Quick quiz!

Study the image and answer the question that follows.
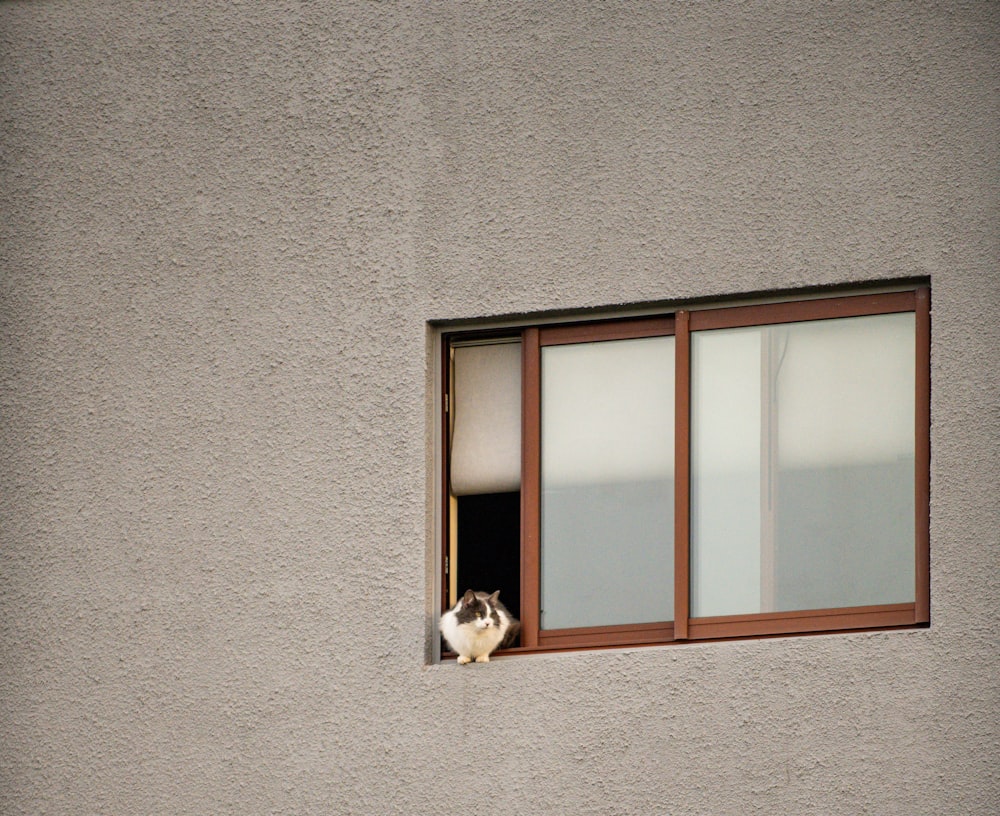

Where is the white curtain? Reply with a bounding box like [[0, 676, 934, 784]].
[[450, 342, 522, 496]]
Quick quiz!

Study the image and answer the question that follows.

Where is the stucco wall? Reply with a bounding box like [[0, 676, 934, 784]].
[[2, 2, 998, 814]]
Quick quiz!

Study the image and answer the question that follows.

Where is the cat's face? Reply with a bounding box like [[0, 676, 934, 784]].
[[455, 590, 501, 631]]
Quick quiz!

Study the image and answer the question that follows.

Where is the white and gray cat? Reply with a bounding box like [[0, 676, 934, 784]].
[[440, 589, 520, 664]]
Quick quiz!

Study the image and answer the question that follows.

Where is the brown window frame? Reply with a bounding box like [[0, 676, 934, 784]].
[[441, 287, 930, 656]]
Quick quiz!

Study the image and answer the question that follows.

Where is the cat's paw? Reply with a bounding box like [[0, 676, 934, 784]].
[[456, 655, 472, 665], [475, 654, 490, 663]]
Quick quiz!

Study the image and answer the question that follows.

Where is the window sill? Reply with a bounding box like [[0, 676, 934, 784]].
[[440, 605, 928, 660]]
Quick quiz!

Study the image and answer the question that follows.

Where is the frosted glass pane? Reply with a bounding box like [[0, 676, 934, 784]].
[[690, 329, 762, 617], [540, 336, 674, 630], [451, 342, 521, 495], [691, 313, 915, 618]]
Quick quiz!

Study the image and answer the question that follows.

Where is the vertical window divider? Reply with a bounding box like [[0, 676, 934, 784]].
[[915, 286, 931, 623], [674, 310, 691, 640], [521, 327, 541, 647]]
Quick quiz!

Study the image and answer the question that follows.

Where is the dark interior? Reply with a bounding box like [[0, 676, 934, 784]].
[[455, 491, 521, 632]]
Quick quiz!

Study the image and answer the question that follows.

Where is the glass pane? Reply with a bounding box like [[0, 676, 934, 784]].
[[540, 336, 674, 630], [691, 312, 916, 617], [689, 328, 763, 617]]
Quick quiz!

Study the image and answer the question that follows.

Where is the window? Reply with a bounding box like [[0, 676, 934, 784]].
[[440, 287, 930, 654]]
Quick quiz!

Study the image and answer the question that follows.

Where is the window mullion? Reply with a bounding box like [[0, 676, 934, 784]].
[[520, 327, 541, 647], [674, 310, 691, 640]]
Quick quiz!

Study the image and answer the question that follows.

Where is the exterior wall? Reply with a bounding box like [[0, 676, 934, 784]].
[[2, 2, 997, 814]]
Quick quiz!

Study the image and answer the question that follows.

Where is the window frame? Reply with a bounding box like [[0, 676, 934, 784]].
[[440, 287, 930, 656]]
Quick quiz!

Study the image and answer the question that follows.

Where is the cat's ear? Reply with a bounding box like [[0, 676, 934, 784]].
[[487, 590, 500, 604], [461, 589, 477, 607]]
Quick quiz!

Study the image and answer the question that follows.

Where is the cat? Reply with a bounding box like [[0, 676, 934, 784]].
[[440, 589, 520, 664]]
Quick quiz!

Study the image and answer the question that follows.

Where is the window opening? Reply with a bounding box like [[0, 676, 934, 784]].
[[446, 338, 522, 640]]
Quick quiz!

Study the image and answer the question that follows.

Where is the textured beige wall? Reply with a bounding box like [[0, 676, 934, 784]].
[[2, 2, 998, 814]]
